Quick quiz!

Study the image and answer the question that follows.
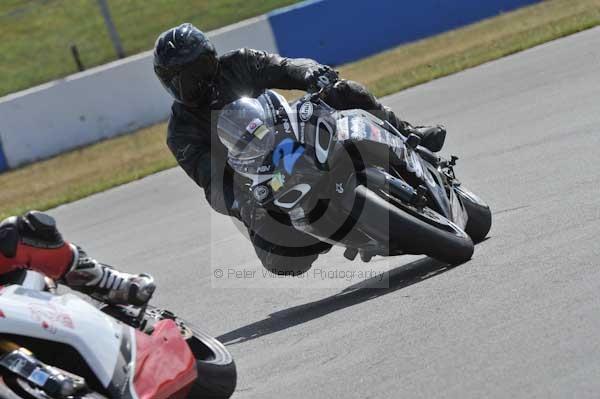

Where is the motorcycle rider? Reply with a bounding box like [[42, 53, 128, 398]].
[[0, 211, 155, 306], [153, 23, 447, 275]]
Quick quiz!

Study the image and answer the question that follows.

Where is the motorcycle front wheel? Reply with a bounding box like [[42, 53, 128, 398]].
[[454, 186, 492, 243], [342, 184, 474, 264], [141, 307, 237, 399], [102, 305, 237, 398]]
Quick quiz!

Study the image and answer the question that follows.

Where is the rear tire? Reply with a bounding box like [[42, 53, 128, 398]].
[[346, 185, 474, 264]]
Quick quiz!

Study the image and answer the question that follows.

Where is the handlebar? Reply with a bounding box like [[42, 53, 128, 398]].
[[306, 86, 327, 102]]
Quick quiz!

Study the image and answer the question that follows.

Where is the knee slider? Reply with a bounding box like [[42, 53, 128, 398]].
[[0, 217, 19, 257], [20, 211, 64, 248]]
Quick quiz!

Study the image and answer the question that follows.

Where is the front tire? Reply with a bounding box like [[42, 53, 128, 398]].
[[141, 307, 237, 399], [185, 328, 237, 399], [345, 185, 474, 264], [455, 186, 492, 243]]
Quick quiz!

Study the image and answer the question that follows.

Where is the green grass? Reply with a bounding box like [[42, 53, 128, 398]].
[[0, 0, 299, 97], [1, 0, 600, 220]]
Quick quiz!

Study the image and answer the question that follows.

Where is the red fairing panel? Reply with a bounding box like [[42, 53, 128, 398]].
[[133, 320, 198, 399]]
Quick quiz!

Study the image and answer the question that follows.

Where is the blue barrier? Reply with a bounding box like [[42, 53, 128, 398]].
[[0, 137, 7, 172], [268, 0, 541, 65]]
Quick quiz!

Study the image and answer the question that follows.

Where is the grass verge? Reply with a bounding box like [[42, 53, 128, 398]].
[[1, 0, 599, 219], [0, 0, 299, 97]]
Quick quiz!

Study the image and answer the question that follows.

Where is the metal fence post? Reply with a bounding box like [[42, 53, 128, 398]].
[[70, 44, 85, 71], [96, 0, 125, 59]]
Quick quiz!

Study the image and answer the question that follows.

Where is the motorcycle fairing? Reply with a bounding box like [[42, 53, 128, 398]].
[[226, 92, 470, 235], [334, 111, 403, 150], [271, 90, 300, 141], [0, 285, 136, 395], [133, 319, 197, 399], [332, 109, 469, 228]]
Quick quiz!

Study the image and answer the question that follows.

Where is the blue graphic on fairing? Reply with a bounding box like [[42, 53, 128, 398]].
[[272, 138, 305, 174]]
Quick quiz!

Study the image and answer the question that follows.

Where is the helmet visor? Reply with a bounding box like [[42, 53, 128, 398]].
[[217, 97, 275, 163]]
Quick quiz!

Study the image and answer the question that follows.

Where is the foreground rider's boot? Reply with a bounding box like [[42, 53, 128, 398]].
[[63, 247, 155, 306], [413, 125, 447, 152]]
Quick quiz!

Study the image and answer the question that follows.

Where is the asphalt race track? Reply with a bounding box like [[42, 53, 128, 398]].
[[52, 27, 600, 398]]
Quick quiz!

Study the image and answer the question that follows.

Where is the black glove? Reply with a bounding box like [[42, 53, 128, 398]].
[[412, 125, 447, 153], [230, 182, 255, 227], [305, 65, 339, 92]]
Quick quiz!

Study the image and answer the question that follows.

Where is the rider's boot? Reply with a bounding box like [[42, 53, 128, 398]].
[[413, 125, 447, 153], [63, 247, 155, 306], [1, 210, 154, 307]]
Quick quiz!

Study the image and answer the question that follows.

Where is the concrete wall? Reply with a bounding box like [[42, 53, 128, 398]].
[[267, 0, 541, 65], [0, 51, 170, 168], [0, 0, 541, 172], [0, 138, 7, 171]]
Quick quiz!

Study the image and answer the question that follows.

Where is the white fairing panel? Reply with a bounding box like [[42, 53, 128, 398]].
[[0, 285, 126, 387]]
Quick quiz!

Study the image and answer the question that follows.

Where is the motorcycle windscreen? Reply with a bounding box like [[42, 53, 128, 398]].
[[336, 115, 403, 148]]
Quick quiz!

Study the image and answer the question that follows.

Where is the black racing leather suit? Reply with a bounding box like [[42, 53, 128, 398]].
[[166, 48, 412, 274]]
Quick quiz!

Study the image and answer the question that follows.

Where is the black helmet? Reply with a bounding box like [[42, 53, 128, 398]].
[[153, 23, 219, 107]]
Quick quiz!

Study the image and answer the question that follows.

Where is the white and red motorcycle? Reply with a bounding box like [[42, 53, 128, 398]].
[[0, 270, 236, 399]]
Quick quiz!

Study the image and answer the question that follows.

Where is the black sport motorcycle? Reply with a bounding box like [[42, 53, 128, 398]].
[[217, 89, 492, 273]]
